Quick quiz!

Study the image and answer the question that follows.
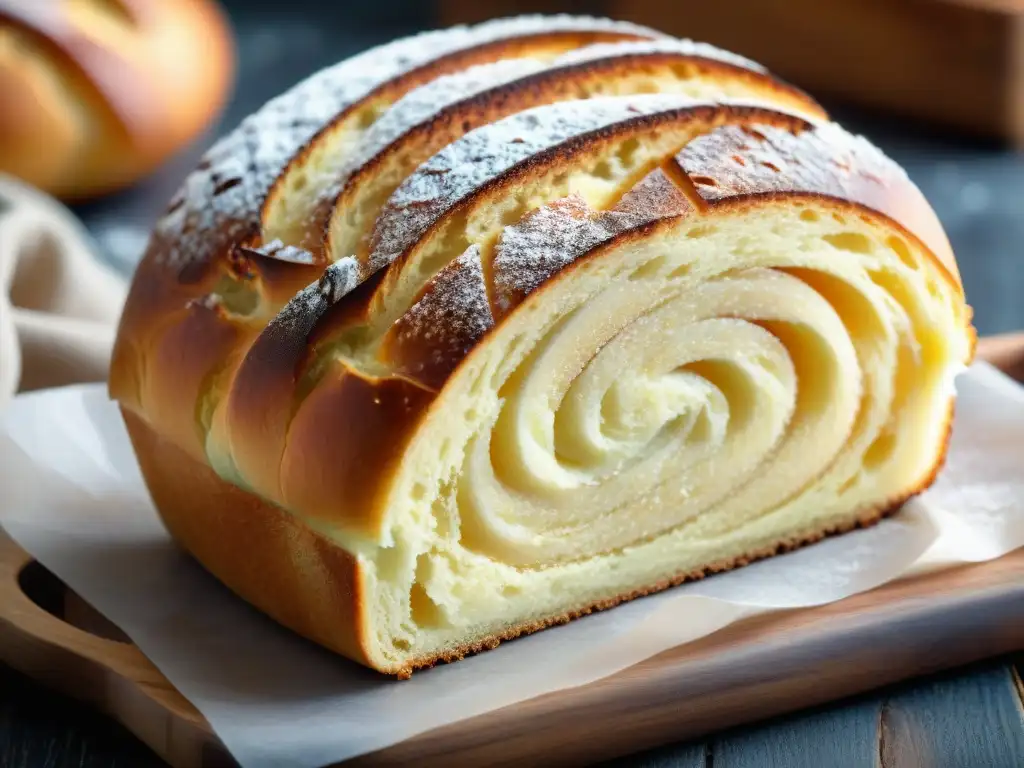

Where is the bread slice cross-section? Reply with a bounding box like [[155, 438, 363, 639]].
[[109, 18, 974, 677]]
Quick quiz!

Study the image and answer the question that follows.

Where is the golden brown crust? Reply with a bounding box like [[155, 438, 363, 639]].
[[279, 366, 434, 534], [265, 28, 659, 243], [326, 47, 826, 260], [380, 247, 496, 389], [220, 260, 368, 505], [370, 104, 814, 329], [121, 408, 376, 669], [232, 245, 328, 307], [142, 301, 249, 462], [675, 122, 963, 291], [0, 0, 234, 198]]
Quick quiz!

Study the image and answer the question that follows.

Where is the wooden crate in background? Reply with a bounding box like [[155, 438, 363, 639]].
[[438, 0, 1024, 146]]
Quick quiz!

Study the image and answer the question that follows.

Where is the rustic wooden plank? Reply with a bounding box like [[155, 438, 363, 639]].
[[617, 662, 1024, 768], [0, 663, 163, 768], [880, 664, 1024, 768], [708, 700, 880, 768]]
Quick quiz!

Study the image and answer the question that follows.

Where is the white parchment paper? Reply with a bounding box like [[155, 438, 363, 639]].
[[1, 362, 1023, 768]]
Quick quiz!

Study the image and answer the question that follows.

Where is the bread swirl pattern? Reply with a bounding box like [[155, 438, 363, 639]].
[[110, 17, 974, 676]]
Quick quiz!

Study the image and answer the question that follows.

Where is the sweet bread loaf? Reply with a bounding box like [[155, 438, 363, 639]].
[[0, 0, 234, 199], [109, 16, 975, 676]]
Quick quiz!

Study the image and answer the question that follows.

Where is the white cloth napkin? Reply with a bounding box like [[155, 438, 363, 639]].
[[0, 174, 126, 408], [0, 362, 1022, 768]]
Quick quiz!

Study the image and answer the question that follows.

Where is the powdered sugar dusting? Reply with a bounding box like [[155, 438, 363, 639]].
[[313, 58, 549, 246], [242, 239, 317, 265], [615, 166, 693, 217], [325, 37, 771, 260], [390, 245, 494, 388], [402, 246, 493, 341], [812, 121, 912, 184], [356, 59, 547, 176], [489, 117, 919, 316], [456, 13, 664, 45], [319, 258, 361, 303], [349, 32, 767, 196], [152, 14, 662, 272], [492, 192, 670, 314], [268, 257, 361, 341], [677, 119, 911, 206], [551, 37, 767, 73], [367, 93, 704, 273]]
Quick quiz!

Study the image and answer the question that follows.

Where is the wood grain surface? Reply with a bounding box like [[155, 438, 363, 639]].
[[878, 666, 1024, 768], [616, 661, 1024, 768], [3, 657, 1021, 768]]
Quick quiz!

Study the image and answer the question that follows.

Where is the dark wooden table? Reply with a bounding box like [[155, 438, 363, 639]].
[[3, 1, 1024, 766]]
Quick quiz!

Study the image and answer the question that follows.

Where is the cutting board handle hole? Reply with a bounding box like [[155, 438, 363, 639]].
[[18, 560, 131, 644]]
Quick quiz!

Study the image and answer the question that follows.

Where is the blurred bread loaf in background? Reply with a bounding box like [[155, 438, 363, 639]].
[[0, 0, 235, 200]]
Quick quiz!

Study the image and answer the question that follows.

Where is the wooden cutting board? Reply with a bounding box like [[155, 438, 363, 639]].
[[1, 334, 1023, 768]]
